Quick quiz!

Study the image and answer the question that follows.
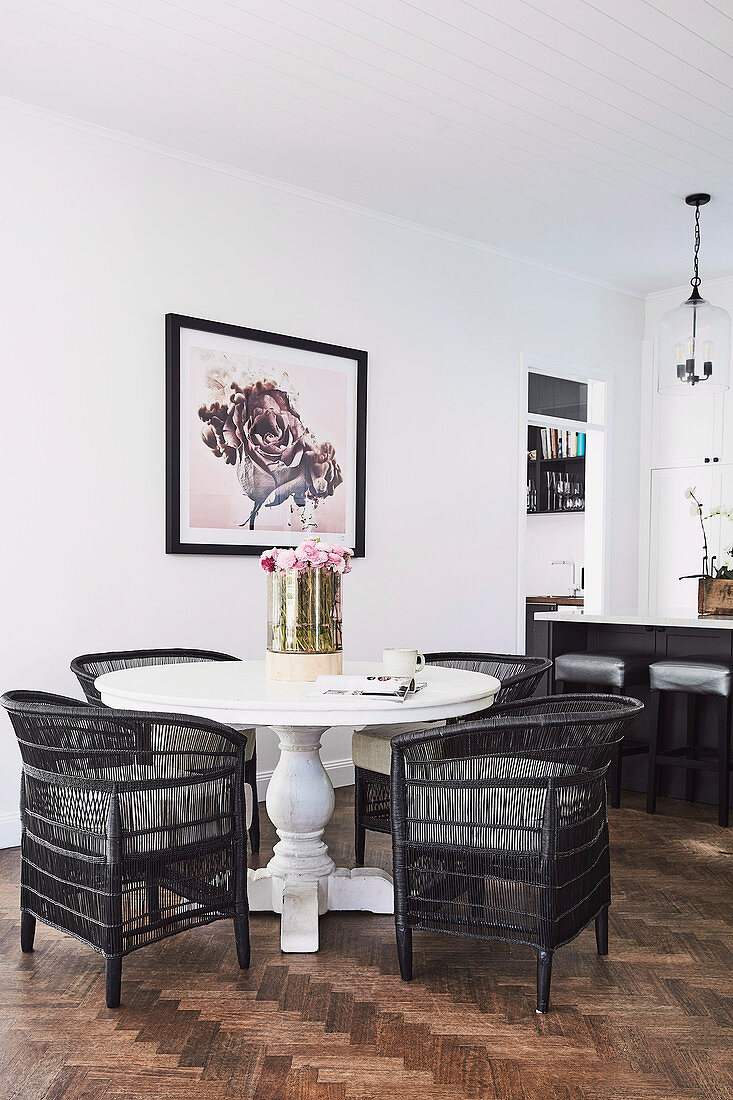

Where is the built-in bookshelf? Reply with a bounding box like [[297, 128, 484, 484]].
[[527, 425, 586, 514]]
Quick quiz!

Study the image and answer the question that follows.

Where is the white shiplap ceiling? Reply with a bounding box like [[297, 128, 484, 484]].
[[2, 0, 733, 294]]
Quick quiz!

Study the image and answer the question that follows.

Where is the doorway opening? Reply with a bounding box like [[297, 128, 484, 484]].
[[517, 357, 610, 650]]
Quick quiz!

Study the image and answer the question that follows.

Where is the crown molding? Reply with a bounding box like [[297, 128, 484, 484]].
[[0, 94, 643, 300], [646, 273, 733, 301]]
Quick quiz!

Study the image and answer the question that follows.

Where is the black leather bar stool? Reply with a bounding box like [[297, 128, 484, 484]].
[[647, 658, 733, 828], [555, 652, 652, 808]]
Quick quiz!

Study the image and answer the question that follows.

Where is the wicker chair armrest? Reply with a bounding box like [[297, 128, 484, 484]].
[[493, 657, 552, 694], [391, 695, 642, 762], [80, 705, 247, 747], [390, 724, 622, 766], [424, 652, 552, 707], [489, 693, 643, 720], [6, 691, 94, 711], [70, 650, 241, 705]]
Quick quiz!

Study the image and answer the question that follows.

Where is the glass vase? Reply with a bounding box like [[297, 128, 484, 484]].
[[267, 568, 343, 655]]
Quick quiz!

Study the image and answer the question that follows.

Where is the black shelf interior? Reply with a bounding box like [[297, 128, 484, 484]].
[[527, 425, 586, 515]]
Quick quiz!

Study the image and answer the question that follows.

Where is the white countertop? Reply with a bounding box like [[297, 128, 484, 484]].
[[533, 609, 733, 630], [96, 660, 501, 728]]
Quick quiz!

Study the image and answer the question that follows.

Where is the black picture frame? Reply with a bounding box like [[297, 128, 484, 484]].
[[166, 314, 367, 557]]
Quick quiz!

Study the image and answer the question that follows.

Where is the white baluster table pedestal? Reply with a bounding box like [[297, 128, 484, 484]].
[[247, 723, 394, 951]]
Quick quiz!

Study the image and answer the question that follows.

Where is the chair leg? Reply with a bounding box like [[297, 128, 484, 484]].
[[685, 695, 697, 803], [106, 957, 122, 1009], [234, 914, 250, 969], [536, 950, 553, 1014], [145, 877, 161, 925], [20, 911, 35, 953], [396, 926, 413, 981], [595, 905, 609, 956], [354, 767, 366, 867], [646, 690, 661, 815], [717, 697, 731, 828], [246, 749, 260, 855]]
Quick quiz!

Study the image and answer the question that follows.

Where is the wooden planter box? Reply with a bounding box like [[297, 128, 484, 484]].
[[698, 577, 733, 615]]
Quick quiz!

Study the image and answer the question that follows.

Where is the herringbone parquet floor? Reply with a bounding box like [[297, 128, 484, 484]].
[[1, 789, 732, 1100]]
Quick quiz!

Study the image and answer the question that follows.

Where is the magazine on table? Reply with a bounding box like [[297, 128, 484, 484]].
[[310, 674, 425, 701]]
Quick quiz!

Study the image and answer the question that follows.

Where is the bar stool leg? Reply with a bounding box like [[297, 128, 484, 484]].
[[608, 685, 623, 809], [685, 695, 697, 803], [646, 690, 660, 815], [609, 742, 623, 810], [718, 696, 731, 828]]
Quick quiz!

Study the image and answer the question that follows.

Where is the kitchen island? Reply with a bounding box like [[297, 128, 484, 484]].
[[532, 608, 733, 810]]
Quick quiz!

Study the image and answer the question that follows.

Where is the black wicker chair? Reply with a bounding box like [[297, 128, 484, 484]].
[[352, 652, 552, 864], [390, 693, 643, 1013], [2, 690, 251, 1009], [70, 649, 260, 855]]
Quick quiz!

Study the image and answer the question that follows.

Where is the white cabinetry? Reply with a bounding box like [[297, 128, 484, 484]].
[[651, 388, 720, 469], [645, 337, 733, 614]]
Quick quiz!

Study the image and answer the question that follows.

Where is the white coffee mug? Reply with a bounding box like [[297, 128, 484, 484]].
[[382, 648, 425, 677]]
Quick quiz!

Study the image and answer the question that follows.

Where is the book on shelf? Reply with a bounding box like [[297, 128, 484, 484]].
[[537, 428, 586, 460], [310, 674, 424, 701]]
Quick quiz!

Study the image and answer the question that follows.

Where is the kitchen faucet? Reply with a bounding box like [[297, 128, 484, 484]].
[[551, 559, 582, 597]]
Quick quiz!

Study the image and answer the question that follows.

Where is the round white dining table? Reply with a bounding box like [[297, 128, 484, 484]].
[[96, 660, 501, 953]]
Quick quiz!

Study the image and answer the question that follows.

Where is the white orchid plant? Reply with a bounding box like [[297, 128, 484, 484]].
[[683, 487, 733, 580]]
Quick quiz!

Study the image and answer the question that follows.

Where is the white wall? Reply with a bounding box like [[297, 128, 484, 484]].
[[0, 105, 645, 846], [525, 514, 584, 597]]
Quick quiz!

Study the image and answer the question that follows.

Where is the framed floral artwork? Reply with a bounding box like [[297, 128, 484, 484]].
[[166, 314, 367, 556]]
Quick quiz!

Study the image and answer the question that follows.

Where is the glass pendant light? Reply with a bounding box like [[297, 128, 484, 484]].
[[658, 194, 731, 395]]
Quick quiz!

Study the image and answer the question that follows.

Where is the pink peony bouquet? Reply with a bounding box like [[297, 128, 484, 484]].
[[260, 539, 352, 575]]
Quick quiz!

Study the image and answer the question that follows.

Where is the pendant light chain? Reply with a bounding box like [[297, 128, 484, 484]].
[[692, 201, 701, 291]]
